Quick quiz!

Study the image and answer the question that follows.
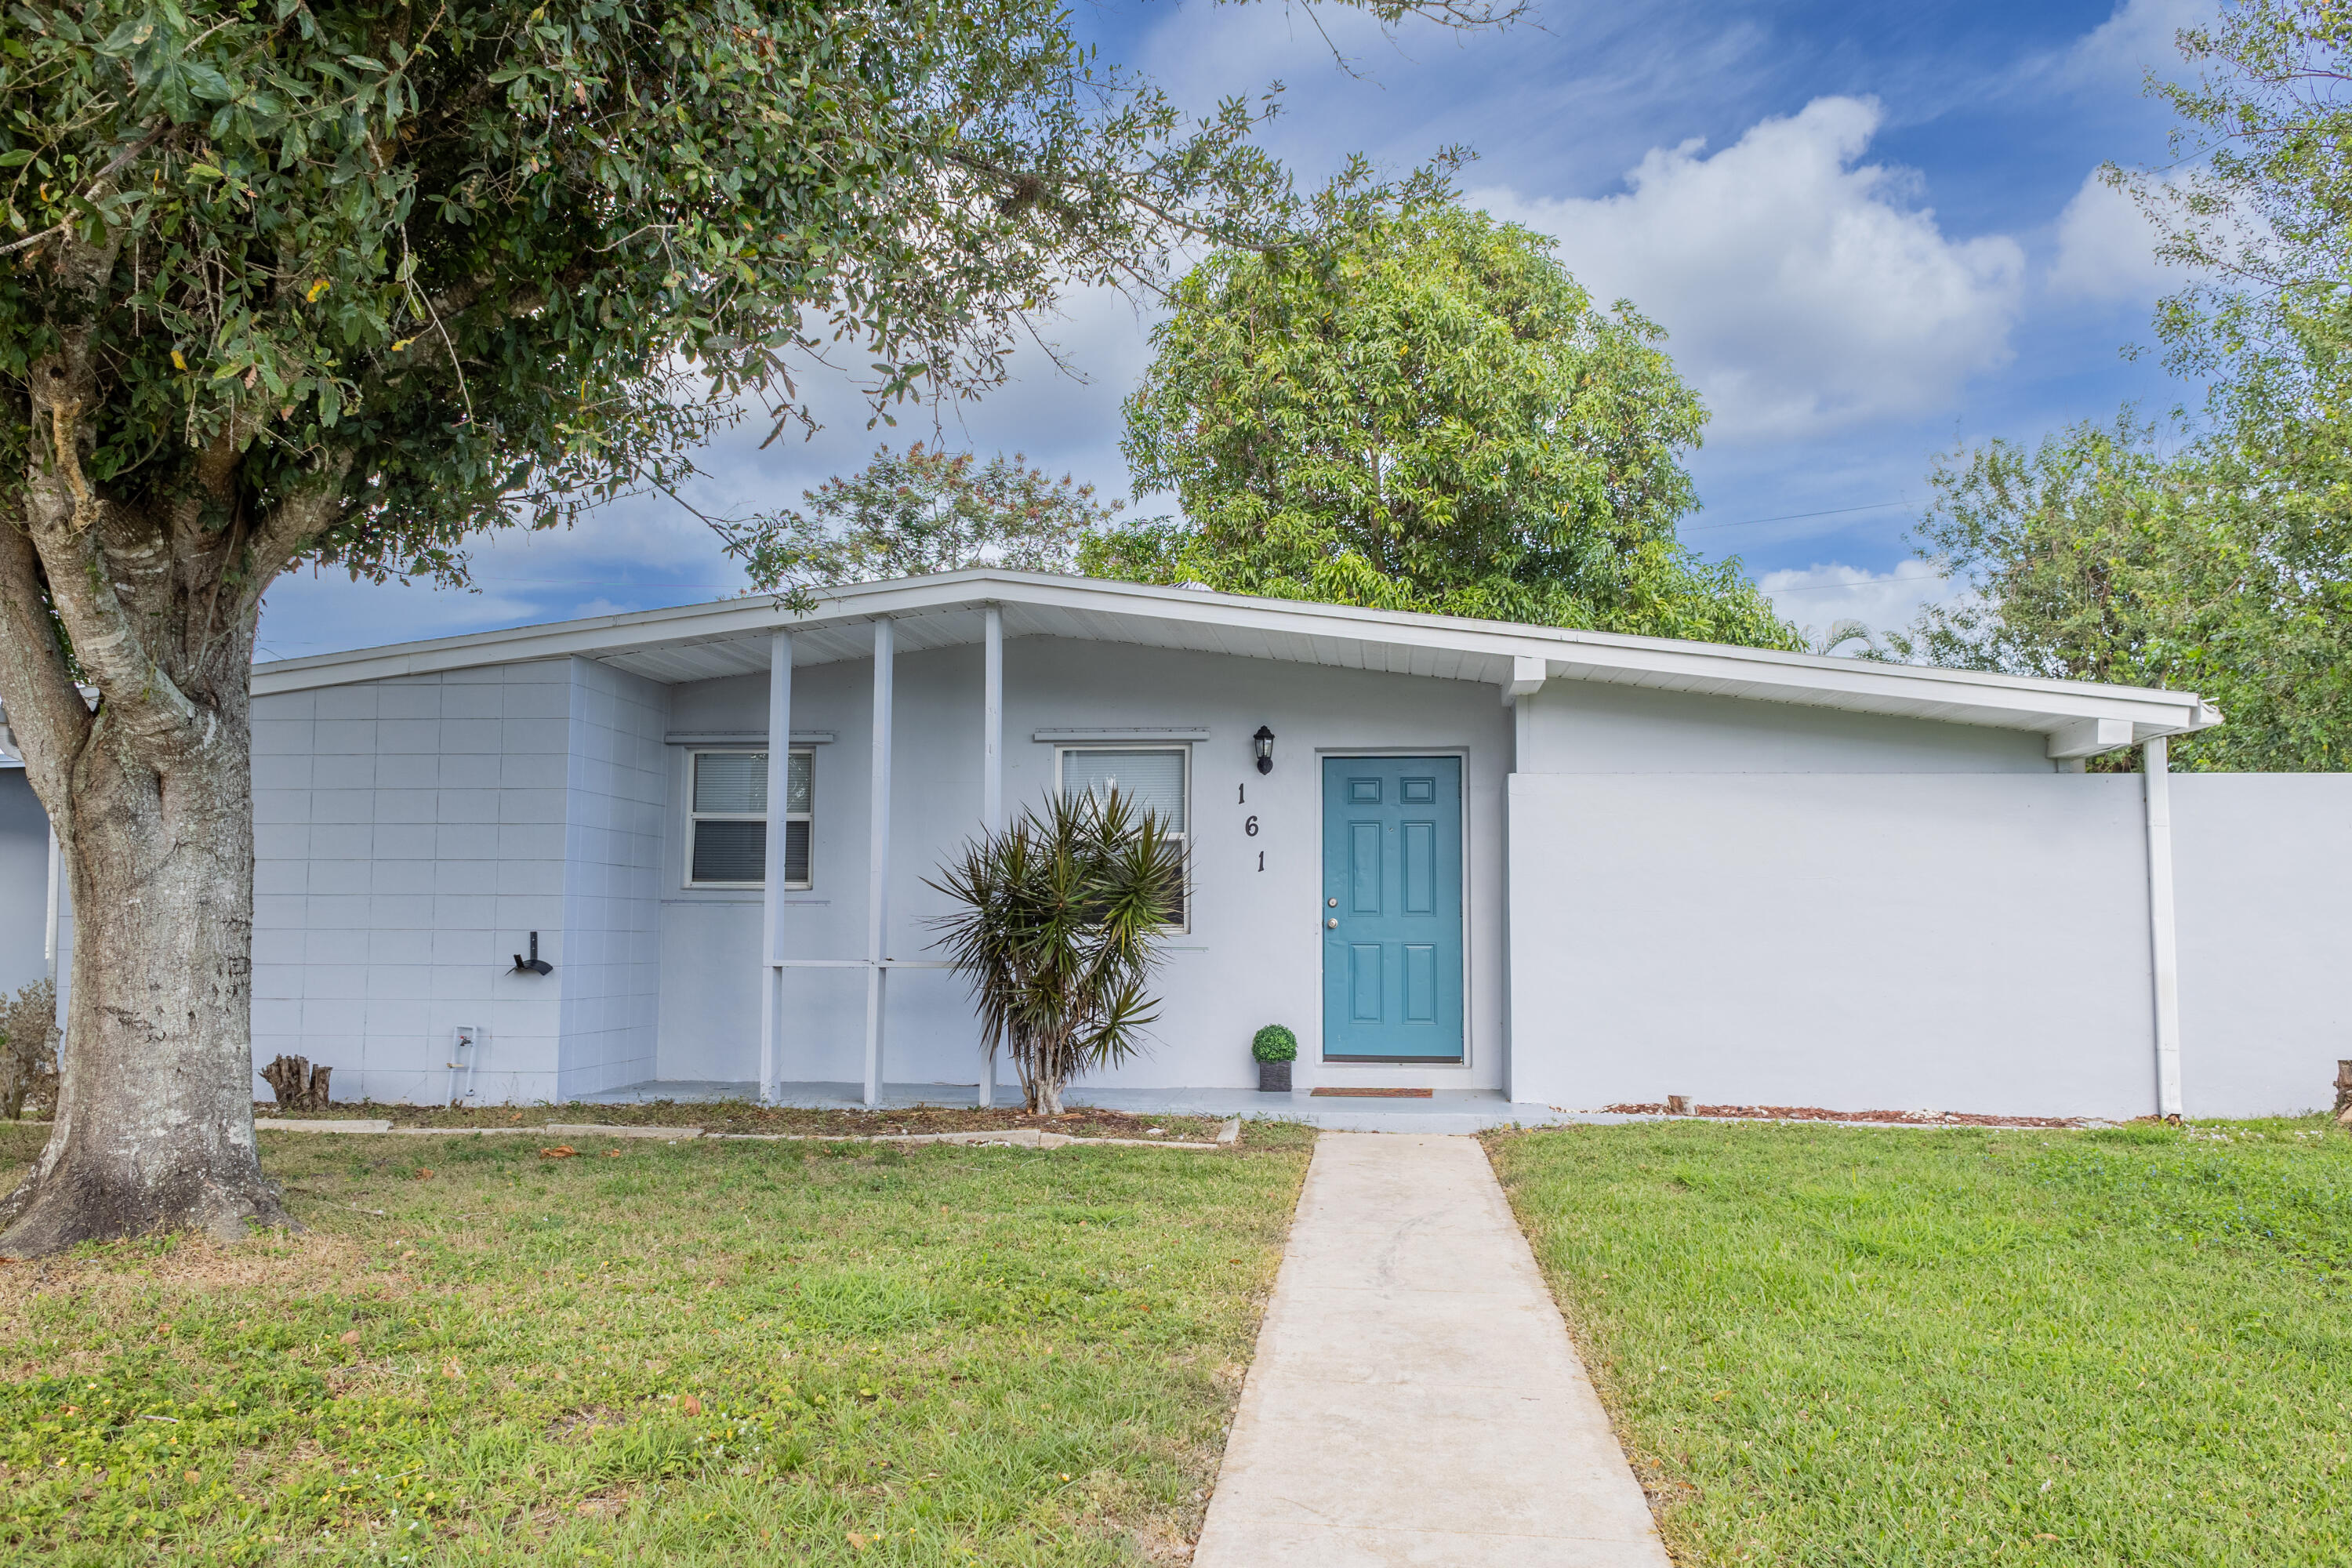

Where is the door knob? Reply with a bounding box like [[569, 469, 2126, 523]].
[[1327, 917, 1338, 929]]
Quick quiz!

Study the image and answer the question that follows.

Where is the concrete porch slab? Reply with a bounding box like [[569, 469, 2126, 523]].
[[573, 1080, 1576, 1133]]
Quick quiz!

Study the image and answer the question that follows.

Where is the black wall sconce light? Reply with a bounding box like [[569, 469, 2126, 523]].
[[511, 931, 554, 977], [1253, 724, 1276, 775]]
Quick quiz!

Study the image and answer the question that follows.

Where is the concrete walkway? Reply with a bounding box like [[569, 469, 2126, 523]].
[[1193, 1133, 1672, 1567]]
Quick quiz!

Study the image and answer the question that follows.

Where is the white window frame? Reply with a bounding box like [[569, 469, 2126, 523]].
[[1054, 743, 1191, 934], [684, 746, 813, 891]]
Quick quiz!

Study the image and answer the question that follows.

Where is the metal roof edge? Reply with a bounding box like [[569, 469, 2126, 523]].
[[248, 568, 2219, 736]]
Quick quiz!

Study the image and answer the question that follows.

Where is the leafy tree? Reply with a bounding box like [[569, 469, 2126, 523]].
[[1896, 2, 2352, 771], [723, 444, 1122, 604], [2124, 0, 2352, 389], [0, 0, 1485, 1254], [927, 789, 1183, 1116], [1082, 170, 1801, 648], [1903, 417, 2350, 771]]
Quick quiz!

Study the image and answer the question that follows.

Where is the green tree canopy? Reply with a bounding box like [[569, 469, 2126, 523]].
[[1081, 172, 1799, 648], [724, 444, 1120, 603], [1897, 1, 2352, 771]]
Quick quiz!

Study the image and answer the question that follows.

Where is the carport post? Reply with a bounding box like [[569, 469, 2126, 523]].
[[864, 617, 895, 1107], [2143, 735, 2183, 1118], [757, 630, 793, 1103], [978, 604, 1004, 1109]]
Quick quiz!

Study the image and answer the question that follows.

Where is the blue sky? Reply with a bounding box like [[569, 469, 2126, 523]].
[[255, 0, 2209, 659]]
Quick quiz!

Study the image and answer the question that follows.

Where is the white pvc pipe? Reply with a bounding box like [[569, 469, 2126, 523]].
[[863, 618, 895, 1108], [2143, 737, 2183, 1118], [978, 605, 1003, 1109], [757, 630, 793, 1104]]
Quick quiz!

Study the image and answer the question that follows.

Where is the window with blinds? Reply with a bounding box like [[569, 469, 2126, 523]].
[[1058, 746, 1189, 929], [688, 750, 811, 887]]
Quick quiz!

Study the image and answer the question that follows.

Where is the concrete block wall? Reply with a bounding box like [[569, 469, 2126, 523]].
[[0, 768, 52, 996], [556, 659, 668, 1097], [251, 661, 580, 1103]]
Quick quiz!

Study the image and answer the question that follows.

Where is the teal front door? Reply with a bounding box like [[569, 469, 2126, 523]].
[[1321, 757, 1465, 1061]]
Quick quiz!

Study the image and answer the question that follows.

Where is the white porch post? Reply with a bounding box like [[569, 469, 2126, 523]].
[[2143, 736, 2184, 1118], [864, 617, 896, 1107], [756, 630, 793, 1103], [44, 822, 61, 984], [978, 604, 1004, 1108]]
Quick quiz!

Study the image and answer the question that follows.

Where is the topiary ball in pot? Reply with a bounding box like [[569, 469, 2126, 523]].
[[1252, 1025, 1297, 1093]]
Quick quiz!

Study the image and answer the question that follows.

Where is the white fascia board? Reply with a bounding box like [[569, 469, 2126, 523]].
[[249, 568, 2221, 739]]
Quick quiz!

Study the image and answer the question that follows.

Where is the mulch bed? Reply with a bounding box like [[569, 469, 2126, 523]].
[[1601, 1102, 2089, 1130], [251, 1098, 1228, 1142]]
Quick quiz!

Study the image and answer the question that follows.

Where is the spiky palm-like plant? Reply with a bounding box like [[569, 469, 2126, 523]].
[[927, 790, 1184, 1115]]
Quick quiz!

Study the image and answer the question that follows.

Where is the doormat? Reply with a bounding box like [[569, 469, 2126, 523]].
[[1309, 1087, 1434, 1098]]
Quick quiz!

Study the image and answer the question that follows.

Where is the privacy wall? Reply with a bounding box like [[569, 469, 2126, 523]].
[[1505, 771, 2352, 1120], [2169, 775, 2352, 1118]]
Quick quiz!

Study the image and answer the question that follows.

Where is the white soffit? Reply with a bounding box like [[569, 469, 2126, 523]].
[[250, 568, 2221, 742]]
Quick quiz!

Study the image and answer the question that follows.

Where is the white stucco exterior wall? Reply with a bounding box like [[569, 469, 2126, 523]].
[[2170, 774, 2352, 1118], [1517, 680, 2062, 773], [1505, 772, 2161, 1120]]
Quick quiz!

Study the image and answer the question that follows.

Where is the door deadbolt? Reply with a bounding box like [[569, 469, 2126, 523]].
[[1327, 897, 1338, 907]]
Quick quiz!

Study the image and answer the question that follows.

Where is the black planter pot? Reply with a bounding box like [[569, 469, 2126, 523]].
[[1257, 1059, 1293, 1094]]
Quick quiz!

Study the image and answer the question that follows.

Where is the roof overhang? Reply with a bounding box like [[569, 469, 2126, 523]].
[[250, 568, 2220, 750]]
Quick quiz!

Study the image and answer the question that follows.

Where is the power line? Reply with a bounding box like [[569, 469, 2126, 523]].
[[1763, 574, 1943, 595], [1684, 499, 1918, 533]]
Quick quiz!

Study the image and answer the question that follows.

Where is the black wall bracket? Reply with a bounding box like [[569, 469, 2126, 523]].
[[511, 931, 554, 976]]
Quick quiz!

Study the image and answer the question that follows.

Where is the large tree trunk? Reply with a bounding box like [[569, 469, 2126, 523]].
[[0, 658, 289, 1254], [0, 250, 329, 1256]]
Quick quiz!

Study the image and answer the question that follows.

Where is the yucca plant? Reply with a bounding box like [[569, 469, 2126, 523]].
[[927, 789, 1185, 1115]]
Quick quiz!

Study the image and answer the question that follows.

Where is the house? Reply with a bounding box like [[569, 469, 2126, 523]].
[[8, 568, 2350, 1119], [0, 753, 56, 999]]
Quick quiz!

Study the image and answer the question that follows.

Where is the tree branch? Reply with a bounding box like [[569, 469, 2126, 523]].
[[941, 149, 1287, 256], [0, 119, 176, 259], [24, 348, 203, 751], [232, 459, 355, 620], [0, 501, 93, 809]]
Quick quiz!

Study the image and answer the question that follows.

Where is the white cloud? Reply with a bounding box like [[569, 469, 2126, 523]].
[[2056, 0, 2210, 86], [2047, 167, 2181, 302], [1758, 558, 1959, 644], [1472, 97, 2027, 441]]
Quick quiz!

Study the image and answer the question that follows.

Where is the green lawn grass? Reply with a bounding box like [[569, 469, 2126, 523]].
[[1487, 1118, 2352, 1566], [0, 1119, 1314, 1566]]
